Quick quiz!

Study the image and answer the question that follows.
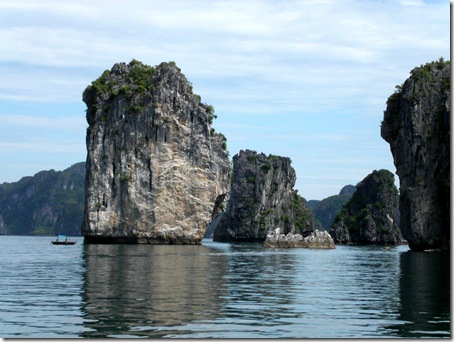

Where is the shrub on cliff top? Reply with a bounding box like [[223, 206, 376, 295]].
[[83, 59, 158, 104]]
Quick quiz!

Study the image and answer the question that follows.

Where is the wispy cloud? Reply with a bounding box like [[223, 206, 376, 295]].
[[0, 114, 85, 128], [0, 0, 448, 198], [0, 140, 84, 154]]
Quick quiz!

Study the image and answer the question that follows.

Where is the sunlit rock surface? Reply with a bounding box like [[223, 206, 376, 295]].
[[82, 60, 229, 244], [264, 228, 335, 249]]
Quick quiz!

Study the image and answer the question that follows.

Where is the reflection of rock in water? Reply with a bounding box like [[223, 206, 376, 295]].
[[81, 244, 228, 338], [219, 243, 300, 324], [388, 251, 450, 338]]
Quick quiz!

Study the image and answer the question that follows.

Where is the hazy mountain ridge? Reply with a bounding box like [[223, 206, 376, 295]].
[[0, 162, 85, 236], [307, 184, 356, 230]]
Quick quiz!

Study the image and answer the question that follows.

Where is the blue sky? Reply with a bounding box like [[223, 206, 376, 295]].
[[0, 0, 449, 200]]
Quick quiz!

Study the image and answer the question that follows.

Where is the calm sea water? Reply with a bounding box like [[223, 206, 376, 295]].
[[0, 236, 450, 338]]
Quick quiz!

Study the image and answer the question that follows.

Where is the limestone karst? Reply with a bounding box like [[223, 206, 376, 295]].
[[329, 169, 403, 245], [81, 60, 230, 244], [381, 59, 450, 251], [212, 149, 314, 242]]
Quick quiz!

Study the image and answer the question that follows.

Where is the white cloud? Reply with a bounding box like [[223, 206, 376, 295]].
[[0, 0, 449, 198], [0, 140, 84, 153], [0, 114, 85, 129]]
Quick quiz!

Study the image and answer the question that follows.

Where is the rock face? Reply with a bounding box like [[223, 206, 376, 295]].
[[0, 163, 85, 236], [82, 60, 230, 244], [264, 228, 335, 249], [212, 150, 314, 242], [381, 59, 450, 251], [329, 169, 402, 245]]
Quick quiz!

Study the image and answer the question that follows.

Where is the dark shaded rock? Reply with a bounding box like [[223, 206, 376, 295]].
[[329, 169, 402, 245], [212, 150, 314, 242], [381, 59, 450, 251], [0, 163, 85, 236], [82, 60, 230, 244]]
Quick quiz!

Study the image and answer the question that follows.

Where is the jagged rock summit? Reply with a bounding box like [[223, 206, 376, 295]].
[[381, 59, 450, 251], [212, 149, 314, 242], [329, 169, 402, 245], [82, 60, 230, 244]]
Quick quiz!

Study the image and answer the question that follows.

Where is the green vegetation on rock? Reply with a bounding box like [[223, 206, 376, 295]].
[[83, 59, 221, 151]]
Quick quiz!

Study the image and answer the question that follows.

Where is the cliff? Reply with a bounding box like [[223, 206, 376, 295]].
[[329, 169, 402, 245], [212, 150, 314, 242], [0, 163, 85, 236], [381, 59, 450, 251], [82, 60, 230, 244], [307, 184, 356, 230]]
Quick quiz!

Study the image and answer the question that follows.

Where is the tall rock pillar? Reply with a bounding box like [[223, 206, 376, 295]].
[[381, 60, 450, 251], [212, 150, 314, 242], [82, 60, 230, 244]]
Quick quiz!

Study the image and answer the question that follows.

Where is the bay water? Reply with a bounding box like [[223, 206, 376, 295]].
[[0, 236, 450, 338]]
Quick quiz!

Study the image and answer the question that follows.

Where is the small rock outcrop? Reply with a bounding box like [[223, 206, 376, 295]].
[[82, 60, 230, 244], [264, 228, 335, 249], [381, 59, 450, 251], [212, 150, 314, 242], [329, 169, 402, 245]]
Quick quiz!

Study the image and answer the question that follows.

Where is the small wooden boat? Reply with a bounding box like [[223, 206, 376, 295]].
[[51, 235, 77, 245]]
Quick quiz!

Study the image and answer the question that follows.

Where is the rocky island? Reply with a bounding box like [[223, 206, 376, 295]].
[[381, 59, 450, 251], [329, 169, 403, 245], [264, 228, 335, 249], [212, 150, 315, 243], [82, 60, 230, 244]]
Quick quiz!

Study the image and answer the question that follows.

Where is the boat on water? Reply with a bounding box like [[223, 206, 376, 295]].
[[51, 235, 77, 245]]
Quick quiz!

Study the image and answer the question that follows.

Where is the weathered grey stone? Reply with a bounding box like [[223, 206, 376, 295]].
[[82, 60, 230, 244], [211, 150, 314, 242], [381, 60, 450, 251], [264, 227, 335, 249]]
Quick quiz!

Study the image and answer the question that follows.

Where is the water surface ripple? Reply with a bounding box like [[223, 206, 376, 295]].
[[0, 236, 450, 338]]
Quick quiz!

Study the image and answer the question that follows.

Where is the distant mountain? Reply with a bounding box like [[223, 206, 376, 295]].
[[307, 185, 356, 230], [0, 162, 85, 236]]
